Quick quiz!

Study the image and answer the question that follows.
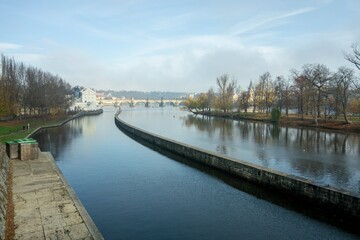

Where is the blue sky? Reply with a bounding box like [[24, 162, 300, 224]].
[[1, 0, 359, 92]]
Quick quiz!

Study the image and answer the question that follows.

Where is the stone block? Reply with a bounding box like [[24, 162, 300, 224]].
[[63, 212, 83, 226], [65, 223, 91, 239]]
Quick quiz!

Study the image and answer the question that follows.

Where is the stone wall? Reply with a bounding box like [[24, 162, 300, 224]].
[[0, 146, 10, 240], [115, 112, 360, 219]]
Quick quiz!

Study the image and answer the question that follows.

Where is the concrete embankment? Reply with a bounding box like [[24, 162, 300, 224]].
[[115, 111, 360, 221], [12, 151, 103, 239]]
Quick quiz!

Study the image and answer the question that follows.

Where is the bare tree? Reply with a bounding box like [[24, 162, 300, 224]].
[[206, 88, 216, 111], [252, 72, 275, 115], [0, 54, 72, 118], [345, 43, 360, 70], [274, 76, 286, 112], [216, 74, 237, 112], [282, 77, 293, 118], [263, 72, 274, 114], [302, 64, 331, 122], [333, 66, 357, 123], [238, 90, 250, 113], [248, 80, 257, 112]]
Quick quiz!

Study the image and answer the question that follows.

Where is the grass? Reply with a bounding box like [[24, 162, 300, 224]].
[[0, 115, 70, 144]]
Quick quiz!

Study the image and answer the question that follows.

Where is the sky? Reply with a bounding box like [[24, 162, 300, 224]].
[[0, 0, 359, 93]]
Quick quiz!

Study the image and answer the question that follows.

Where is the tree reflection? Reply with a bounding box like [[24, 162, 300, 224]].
[[182, 115, 359, 156], [33, 118, 86, 158], [181, 115, 360, 193], [181, 115, 234, 141]]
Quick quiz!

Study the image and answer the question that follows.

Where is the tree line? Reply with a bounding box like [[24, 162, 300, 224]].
[[0, 55, 73, 119], [185, 44, 360, 124]]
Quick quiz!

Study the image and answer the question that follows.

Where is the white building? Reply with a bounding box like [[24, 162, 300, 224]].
[[69, 87, 100, 111], [81, 88, 97, 103]]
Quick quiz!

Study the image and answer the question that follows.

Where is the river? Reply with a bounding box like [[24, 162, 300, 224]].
[[120, 107, 360, 194], [33, 107, 359, 239]]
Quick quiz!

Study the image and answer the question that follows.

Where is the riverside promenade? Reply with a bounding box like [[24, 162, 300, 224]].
[[12, 151, 103, 239]]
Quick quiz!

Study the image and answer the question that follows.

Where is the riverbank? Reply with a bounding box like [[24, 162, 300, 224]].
[[193, 111, 360, 133], [0, 109, 104, 143], [0, 116, 70, 144]]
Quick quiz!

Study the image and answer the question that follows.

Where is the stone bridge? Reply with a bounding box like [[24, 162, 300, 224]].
[[99, 98, 185, 107]]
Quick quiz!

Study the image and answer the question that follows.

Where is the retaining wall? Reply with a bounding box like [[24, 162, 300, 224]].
[[28, 109, 103, 138], [115, 112, 360, 219], [0, 146, 10, 240]]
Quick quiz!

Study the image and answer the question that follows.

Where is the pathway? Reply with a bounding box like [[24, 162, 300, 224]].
[[12, 151, 103, 240]]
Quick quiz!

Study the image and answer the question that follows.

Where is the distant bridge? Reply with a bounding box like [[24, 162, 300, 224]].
[[99, 99, 185, 107]]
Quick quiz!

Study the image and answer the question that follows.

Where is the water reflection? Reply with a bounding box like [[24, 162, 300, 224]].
[[33, 116, 98, 158], [178, 114, 360, 194], [182, 115, 235, 154], [183, 115, 359, 155]]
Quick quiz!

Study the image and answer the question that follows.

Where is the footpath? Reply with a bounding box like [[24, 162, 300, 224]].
[[12, 151, 103, 239]]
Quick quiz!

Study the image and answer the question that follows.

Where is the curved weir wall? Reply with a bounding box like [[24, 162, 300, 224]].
[[115, 112, 360, 220]]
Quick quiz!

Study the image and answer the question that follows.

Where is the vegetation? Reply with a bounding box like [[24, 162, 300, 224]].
[[0, 55, 73, 119], [345, 43, 360, 71], [215, 74, 236, 113], [0, 116, 70, 143], [184, 43, 360, 125], [0, 54, 74, 143]]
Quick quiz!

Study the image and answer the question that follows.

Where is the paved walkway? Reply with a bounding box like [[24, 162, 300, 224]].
[[12, 151, 103, 240]]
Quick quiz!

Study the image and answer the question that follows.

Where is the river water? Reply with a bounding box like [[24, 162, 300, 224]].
[[33, 107, 359, 239], [120, 107, 360, 194]]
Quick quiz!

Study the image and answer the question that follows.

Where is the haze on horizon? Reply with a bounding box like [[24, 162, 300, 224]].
[[0, 0, 359, 93]]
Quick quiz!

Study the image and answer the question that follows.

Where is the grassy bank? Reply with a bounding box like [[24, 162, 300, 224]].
[[0, 115, 71, 144]]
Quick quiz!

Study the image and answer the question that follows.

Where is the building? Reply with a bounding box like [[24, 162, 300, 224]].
[[69, 87, 100, 112], [81, 88, 97, 103]]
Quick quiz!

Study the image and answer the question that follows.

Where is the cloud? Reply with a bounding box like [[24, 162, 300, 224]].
[[92, 36, 288, 92], [1, 1, 358, 93], [28, 26, 356, 94], [230, 7, 316, 35], [0, 42, 23, 51]]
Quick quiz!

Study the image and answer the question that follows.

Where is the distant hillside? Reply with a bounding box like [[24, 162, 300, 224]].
[[98, 90, 189, 100]]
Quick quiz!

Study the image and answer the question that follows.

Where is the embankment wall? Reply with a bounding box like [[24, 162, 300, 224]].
[[0, 146, 10, 240], [115, 112, 360, 219]]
